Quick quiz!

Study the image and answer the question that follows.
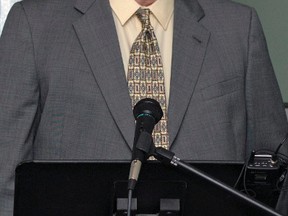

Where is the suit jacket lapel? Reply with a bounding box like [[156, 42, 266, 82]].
[[169, 0, 210, 147], [72, 0, 210, 150], [73, 0, 135, 149]]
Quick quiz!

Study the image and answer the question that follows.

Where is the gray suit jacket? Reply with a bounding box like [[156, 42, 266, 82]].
[[1, 0, 287, 215]]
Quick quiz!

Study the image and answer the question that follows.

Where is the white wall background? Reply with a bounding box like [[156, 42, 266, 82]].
[[0, 0, 19, 35]]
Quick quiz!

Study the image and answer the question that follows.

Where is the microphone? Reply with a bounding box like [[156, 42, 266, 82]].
[[128, 98, 163, 190]]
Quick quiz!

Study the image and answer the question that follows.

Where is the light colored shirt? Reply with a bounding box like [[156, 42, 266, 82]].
[[109, 0, 174, 103]]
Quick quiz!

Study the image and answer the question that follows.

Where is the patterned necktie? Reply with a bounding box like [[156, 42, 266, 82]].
[[127, 8, 169, 149]]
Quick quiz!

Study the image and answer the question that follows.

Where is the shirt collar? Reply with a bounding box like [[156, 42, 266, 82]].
[[109, 0, 174, 30]]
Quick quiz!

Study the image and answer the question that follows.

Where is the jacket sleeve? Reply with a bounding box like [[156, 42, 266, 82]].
[[0, 3, 40, 216], [245, 8, 288, 156]]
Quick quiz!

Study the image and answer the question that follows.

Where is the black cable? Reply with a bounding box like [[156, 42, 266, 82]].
[[275, 153, 288, 161], [274, 133, 288, 155], [276, 170, 286, 191], [233, 163, 246, 188], [272, 133, 288, 162], [127, 189, 133, 216], [242, 161, 256, 197]]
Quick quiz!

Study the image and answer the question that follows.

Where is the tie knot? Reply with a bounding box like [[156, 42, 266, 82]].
[[136, 8, 151, 27]]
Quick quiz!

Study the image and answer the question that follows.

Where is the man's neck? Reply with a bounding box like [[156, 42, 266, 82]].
[[135, 0, 157, 6]]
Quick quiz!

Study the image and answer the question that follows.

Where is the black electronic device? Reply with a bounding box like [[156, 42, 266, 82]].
[[244, 151, 287, 208], [247, 152, 281, 184]]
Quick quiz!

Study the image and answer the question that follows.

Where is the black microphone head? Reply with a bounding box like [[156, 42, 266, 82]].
[[133, 98, 163, 124]]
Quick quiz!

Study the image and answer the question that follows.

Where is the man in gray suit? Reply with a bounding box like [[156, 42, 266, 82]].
[[0, 0, 287, 215]]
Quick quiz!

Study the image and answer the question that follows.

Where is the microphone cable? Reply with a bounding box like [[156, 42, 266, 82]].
[[127, 189, 133, 216], [271, 133, 288, 163]]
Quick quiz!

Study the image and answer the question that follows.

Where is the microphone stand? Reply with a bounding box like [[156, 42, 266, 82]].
[[152, 147, 282, 216]]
